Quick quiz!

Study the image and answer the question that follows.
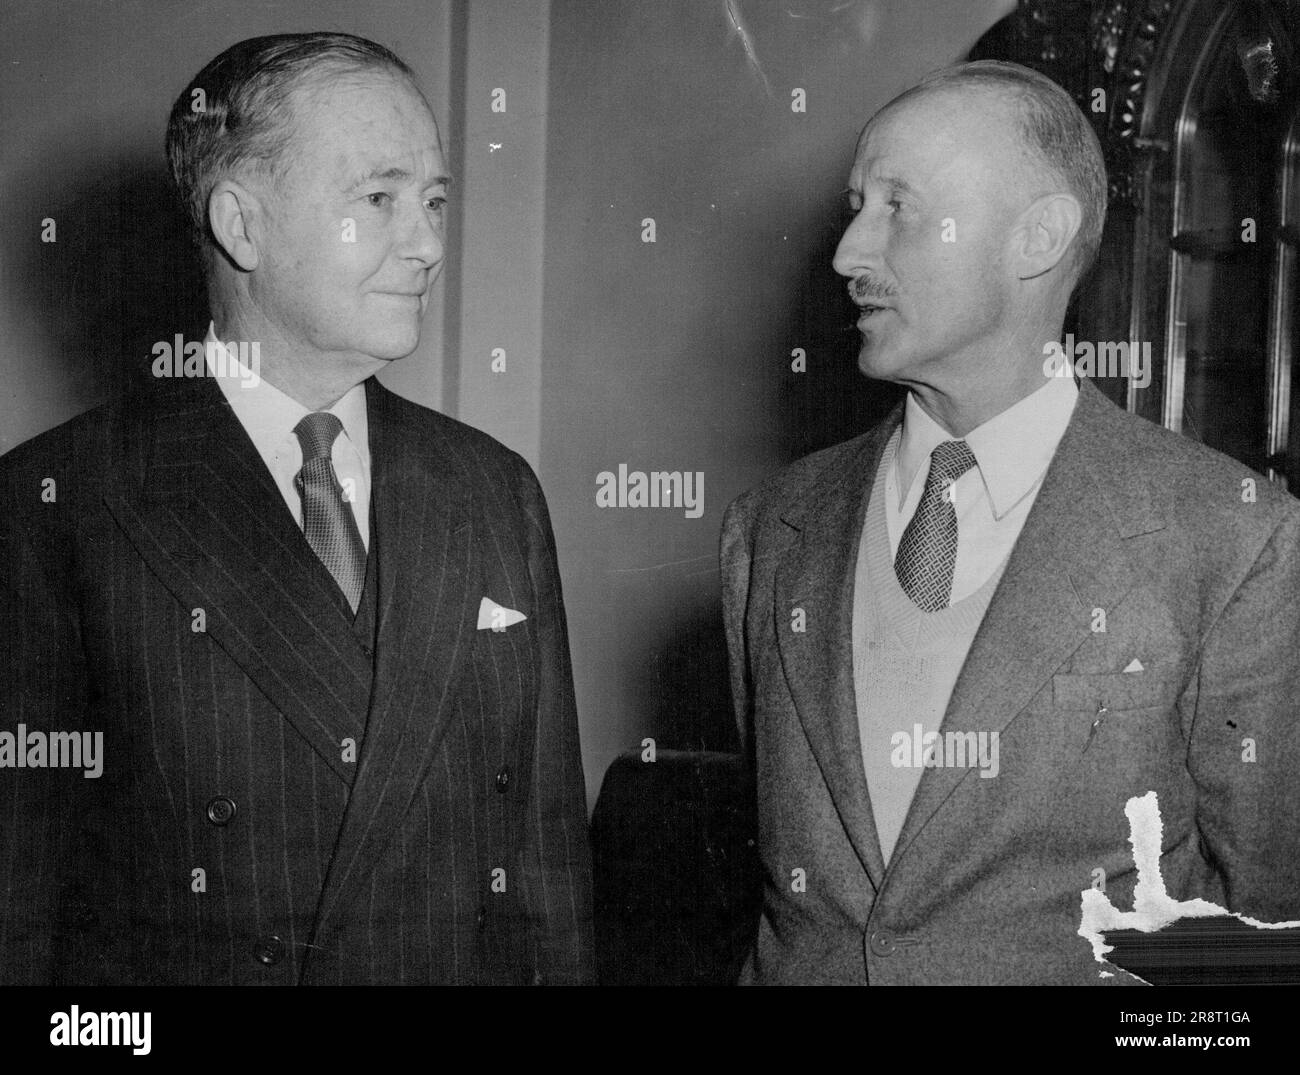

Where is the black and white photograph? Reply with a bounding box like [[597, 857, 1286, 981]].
[[0, 0, 1297, 1057]]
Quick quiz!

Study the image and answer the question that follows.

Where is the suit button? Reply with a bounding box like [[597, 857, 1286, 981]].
[[477, 906, 487, 930], [251, 935, 285, 966], [206, 796, 237, 826], [868, 929, 896, 957], [495, 766, 510, 793]]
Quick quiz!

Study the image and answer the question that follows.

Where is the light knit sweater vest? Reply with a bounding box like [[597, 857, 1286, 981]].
[[852, 431, 1009, 864]]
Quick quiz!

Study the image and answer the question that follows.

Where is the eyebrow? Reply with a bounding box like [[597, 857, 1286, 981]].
[[346, 167, 452, 190], [861, 173, 918, 197]]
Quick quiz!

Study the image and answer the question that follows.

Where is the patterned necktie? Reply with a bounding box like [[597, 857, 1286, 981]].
[[293, 412, 366, 613], [894, 439, 978, 612]]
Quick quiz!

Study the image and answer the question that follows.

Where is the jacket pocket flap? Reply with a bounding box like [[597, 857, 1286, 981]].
[[1053, 672, 1172, 712]]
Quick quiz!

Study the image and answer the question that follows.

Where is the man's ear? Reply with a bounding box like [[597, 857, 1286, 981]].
[[207, 179, 263, 271], [1013, 192, 1082, 280]]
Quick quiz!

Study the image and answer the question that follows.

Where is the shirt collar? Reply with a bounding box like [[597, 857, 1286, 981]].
[[203, 322, 369, 465], [896, 373, 1078, 519]]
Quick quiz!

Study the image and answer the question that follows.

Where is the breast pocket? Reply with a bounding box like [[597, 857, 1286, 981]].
[[1052, 672, 1174, 713]]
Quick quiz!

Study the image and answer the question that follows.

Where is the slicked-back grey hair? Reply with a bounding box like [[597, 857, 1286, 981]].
[[165, 32, 420, 255], [880, 60, 1108, 289]]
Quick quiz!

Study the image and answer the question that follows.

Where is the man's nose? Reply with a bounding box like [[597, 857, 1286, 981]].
[[399, 202, 444, 268], [832, 208, 883, 279]]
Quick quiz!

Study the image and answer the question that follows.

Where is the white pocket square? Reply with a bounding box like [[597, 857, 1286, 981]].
[[1123, 658, 1144, 673], [478, 597, 527, 631]]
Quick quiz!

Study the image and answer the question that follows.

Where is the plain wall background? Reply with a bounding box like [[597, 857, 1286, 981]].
[[540, 0, 1014, 804], [0, 0, 1015, 809]]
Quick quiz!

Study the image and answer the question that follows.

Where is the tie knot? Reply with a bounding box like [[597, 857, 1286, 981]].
[[293, 411, 344, 463], [927, 440, 977, 486]]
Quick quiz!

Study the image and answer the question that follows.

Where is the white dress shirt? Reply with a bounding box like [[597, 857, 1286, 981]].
[[202, 323, 371, 549], [885, 373, 1078, 603]]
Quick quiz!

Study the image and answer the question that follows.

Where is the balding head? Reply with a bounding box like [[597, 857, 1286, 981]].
[[874, 60, 1108, 288], [833, 61, 1106, 428]]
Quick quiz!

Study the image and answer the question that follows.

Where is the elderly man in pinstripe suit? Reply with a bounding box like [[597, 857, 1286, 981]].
[[0, 32, 593, 985]]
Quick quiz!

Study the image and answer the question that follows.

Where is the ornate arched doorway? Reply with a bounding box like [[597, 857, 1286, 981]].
[[974, 0, 1300, 489]]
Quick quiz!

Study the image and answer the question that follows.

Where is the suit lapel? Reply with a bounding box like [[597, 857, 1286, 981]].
[[305, 380, 479, 960], [103, 374, 372, 784], [773, 406, 902, 891], [888, 381, 1164, 869]]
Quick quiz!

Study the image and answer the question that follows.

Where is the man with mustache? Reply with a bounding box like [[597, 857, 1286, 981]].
[[0, 32, 593, 984], [721, 60, 1300, 984]]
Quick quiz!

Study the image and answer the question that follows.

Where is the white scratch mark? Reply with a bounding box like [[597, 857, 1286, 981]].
[[489, 142, 502, 152], [724, 0, 772, 97], [606, 553, 718, 576], [1078, 791, 1300, 979]]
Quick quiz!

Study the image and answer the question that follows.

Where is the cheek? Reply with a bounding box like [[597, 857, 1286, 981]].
[[891, 216, 953, 267], [293, 225, 387, 294], [892, 243, 966, 308], [268, 219, 332, 281], [919, 229, 999, 302], [340, 222, 397, 279]]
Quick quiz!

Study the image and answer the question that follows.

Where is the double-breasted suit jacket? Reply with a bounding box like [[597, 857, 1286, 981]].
[[0, 369, 593, 984]]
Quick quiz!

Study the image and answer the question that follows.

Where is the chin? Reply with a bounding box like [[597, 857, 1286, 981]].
[[361, 328, 422, 362], [856, 342, 905, 383]]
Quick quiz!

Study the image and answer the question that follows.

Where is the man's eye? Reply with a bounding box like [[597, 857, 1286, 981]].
[[888, 198, 903, 212], [425, 196, 447, 212], [365, 192, 391, 207]]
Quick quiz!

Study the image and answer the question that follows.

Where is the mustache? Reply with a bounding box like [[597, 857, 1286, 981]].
[[849, 275, 896, 303]]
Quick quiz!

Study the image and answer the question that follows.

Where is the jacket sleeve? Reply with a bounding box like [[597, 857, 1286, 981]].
[[720, 493, 757, 758], [720, 491, 763, 985], [1186, 500, 1300, 922], [512, 460, 596, 984]]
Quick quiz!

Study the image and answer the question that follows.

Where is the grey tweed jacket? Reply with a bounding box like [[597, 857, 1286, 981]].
[[722, 379, 1300, 985]]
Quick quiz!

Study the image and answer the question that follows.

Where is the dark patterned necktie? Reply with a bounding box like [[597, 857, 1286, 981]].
[[894, 439, 978, 612], [292, 412, 366, 612]]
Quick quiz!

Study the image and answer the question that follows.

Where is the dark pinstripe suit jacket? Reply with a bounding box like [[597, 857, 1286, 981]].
[[0, 370, 594, 984]]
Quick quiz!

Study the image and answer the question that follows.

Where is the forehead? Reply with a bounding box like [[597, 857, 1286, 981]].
[[851, 87, 1022, 187], [284, 69, 445, 176]]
